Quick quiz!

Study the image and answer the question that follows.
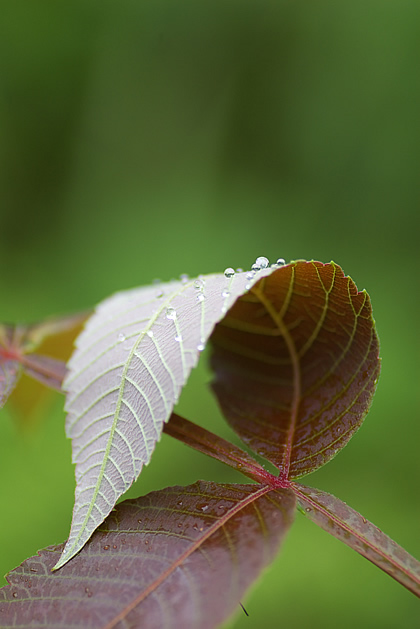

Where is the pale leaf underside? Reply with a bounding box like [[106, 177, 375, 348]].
[[57, 268, 275, 569], [0, 482, 296, 629]]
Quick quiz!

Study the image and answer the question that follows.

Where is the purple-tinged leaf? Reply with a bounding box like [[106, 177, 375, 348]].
[[0, 481, 296, 629], [210, 261, 381, 479], [0, 313, 88, 414], [293, 483, 420, 597], [57, 267, 276, 569], [0, 358, 21, 409], [19, 354, 68, 391], [0, 325, 22, 409]]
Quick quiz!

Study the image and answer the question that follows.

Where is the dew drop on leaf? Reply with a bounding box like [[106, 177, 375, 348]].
[[197, 343, 205, 352], [255, 256, 269, 269], [197, 293, 205, 302], [222, 289, 230, 298], [224, 267, 235, 278], [166, 307, 177, 321], [118, 333, 126, 342], [276, 258, 286, 266], [194, 279, 205, 290]]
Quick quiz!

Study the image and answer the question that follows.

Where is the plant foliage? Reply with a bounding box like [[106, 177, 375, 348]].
[[0, 259, 419, 629]]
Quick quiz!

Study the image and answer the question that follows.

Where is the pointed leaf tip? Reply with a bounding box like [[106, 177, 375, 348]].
[[56, 266, 276, 568], [210, 260, 381, 478]]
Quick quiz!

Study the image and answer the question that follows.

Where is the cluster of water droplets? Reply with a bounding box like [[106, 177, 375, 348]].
[[223, 255, 287, 293], [224, 256, 286, 282]]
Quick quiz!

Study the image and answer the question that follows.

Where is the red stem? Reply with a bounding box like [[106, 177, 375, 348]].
[[164, 413, 288, 489]]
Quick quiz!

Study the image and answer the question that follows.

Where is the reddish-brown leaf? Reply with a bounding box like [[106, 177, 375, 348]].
[[0, 325, 23, 410], [293, 483, 420, 597], [0, 482, 296, 629], [0, 312, 89, 416], [0, 358, 21, 409], [210, 261, 380, 479]]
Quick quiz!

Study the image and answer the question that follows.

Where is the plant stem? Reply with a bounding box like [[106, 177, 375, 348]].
[[164, 413, 287, 489]]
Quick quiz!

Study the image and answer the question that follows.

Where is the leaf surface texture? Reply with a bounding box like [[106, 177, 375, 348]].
[[57, 269, 273, 568], [0, 481, 295, 628], [210, 261, 381, 478]]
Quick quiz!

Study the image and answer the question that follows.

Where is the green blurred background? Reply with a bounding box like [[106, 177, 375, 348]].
[[1, 1, 419, 627]]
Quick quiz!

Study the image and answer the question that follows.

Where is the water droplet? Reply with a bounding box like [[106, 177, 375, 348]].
[[305, 507, 311, 513], [255, 256, 269, 269], [177, 500, 183, 507], [103, 545, 110, 550], [180, 273, 189, 284], [197, 293, 205, 302], [194, 279, 205, 290], [222, 289, 230, 298], [144, 540, 149, 545], [30, 568, 37, 573], [236, 267, 244, 273], [197, 502, 209, 512], [174, 335, 183, 343], [137, 518, 142, 524], [246, 271, 255, 280], [276, 258, 286, 266], [224, 267, 235, 278], [245, 283, 251, 290], [362, 517, 367, 524], [166, 307, 177, 320], [193, 524, 199, 531], [147, 330, 154, 338], [197, 343, 205, 352], [152, 278, 162, 285], [118, 333, 126, 342], [251, 263, 260, 272]]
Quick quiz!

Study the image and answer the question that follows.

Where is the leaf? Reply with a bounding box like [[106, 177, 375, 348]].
[[57, 269, 277, 570], [0, 325, 21, 409], [293, 483, 420, 597], [210, 261, 381, 479], [0, 481, 296, 628], [0, 357, 21, 409], [0, 313, 88, 416]]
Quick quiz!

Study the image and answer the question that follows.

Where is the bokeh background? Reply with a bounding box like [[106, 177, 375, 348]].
[[1, 2, 419, 627]]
